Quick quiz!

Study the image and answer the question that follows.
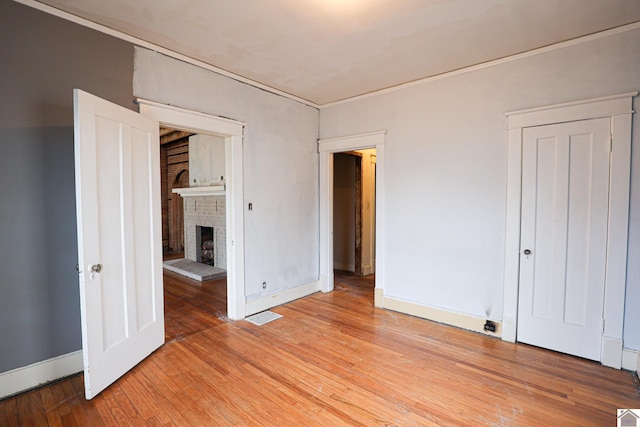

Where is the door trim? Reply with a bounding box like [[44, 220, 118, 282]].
[[137, 98, 246, 320], [502, 92, 636, 368], [318, 131, 385, 301]]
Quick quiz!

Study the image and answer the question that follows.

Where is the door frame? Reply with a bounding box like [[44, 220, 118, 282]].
[[138, 98, 246, 320], [502, 92, 636, 368], [318, 131, 385, 303]]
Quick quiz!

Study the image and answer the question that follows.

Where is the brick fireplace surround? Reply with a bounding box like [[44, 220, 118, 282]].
[[183, 195, 226, 269]]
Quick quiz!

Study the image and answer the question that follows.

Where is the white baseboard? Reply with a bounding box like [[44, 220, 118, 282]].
[[333, 262, 354, 272], [601, 336, 623, 369], [381, 295, 501, 337], [374, 287, 384, 308], [500, 315, 517, 343], [0, 351, 83, 399], [362, 264, 374, 276], [245, 280, 321, 317], [622, 348, 639, 372]]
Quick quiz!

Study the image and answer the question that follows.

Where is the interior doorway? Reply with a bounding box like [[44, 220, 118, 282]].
[[160, 128, 227, 271], [159, 126, 230, 323], [333, 150, 376, 277], [318, 131, 385, 302], [139, 99, 246, 321]]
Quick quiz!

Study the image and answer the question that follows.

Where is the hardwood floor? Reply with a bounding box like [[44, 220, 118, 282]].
[[1, 270, 638, 426]]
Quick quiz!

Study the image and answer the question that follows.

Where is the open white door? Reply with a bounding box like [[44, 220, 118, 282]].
[[73, 89, 164, 399]]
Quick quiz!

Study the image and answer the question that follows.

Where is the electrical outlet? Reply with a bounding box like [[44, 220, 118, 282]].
[[483, 320, 496, 333]]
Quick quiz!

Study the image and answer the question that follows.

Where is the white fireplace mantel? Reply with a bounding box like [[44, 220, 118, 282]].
[[172, 185, 225, 197]]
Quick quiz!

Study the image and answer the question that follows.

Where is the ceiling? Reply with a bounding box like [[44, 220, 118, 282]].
[[31, 0, 640, 106]]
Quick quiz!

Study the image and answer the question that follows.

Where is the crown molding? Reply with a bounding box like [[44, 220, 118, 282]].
[[321, 21, 640, 109], [14, 0, 320, 109]]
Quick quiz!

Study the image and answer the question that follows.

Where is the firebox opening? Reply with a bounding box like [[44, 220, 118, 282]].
[[196, 225, 215, 266]]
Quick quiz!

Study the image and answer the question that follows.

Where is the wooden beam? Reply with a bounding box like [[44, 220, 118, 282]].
[[160, 127, 194, 146]]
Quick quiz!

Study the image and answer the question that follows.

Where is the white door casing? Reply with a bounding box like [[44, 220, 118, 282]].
[[517, 118, 610, 361], [318, 131, 386, 302], [137, 98, 246, 320], [503, 92, 636, 368], [74, 89, 164, 399]]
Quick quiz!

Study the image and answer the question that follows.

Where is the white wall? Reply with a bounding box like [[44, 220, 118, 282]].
[[188, 134, 226, 187], [320, 28, 640, 349], [134, 48, 320, 300]]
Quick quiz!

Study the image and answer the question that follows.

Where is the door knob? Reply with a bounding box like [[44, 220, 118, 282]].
[[89, 263, 103, 273], [523, 249, 532, 255]]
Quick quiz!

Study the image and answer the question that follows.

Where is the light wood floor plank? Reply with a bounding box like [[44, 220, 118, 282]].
[[1, 270, 638, 425]]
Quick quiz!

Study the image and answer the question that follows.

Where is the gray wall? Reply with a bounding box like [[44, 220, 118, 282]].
[[0, 0, 134, 372]]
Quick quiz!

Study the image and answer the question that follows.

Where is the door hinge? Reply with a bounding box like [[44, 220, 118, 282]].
[[602, 318, 606, 333], [609, 134, 613, 152]]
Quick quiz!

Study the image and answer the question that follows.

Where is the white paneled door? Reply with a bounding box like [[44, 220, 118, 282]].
[[74, 89, 164, 399], [517, 118, 610, 361]]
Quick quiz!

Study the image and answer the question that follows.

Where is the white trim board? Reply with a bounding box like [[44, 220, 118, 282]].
[[0, 351, 83, 399], [245, 280, 321, 317], [137, 98, 247, 320], [381, 293, 502, 337], [622, 348, 640, 373], [318, 131, 386, 299], [333, 262, 355, 272], [505, 91, 638, 128], [502, 92, 637, 369]]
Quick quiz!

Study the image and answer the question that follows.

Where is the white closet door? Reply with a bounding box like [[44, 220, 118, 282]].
[[518, 117, 610, 361]]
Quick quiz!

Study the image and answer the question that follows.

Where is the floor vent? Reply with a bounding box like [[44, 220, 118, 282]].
[[245, 311, 283, 326]]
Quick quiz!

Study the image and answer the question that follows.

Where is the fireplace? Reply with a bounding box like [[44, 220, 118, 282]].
[[178, 193, 227, 270], [196, 225, 215, 266]]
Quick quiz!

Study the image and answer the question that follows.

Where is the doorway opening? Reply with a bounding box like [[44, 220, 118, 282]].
[[333, 149, 377, 302], [333, 150, 376, 280], [318, 130, 385, 305], [159, 126, 230, 332], [160, 126, 228, 277], [139, 99, 246, 321]]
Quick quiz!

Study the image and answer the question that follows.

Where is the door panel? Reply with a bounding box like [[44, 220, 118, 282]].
[[518, 118, 610, 361], [74, 89, 163, 399]]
